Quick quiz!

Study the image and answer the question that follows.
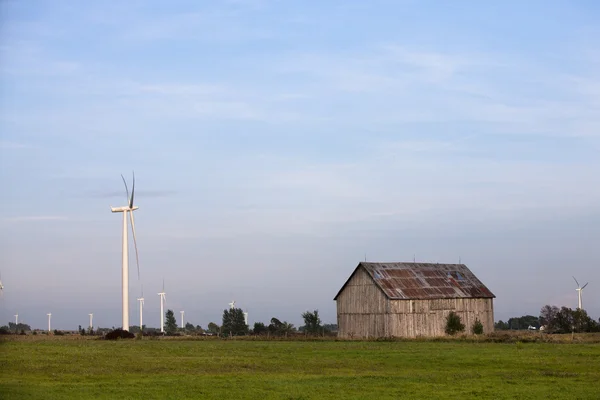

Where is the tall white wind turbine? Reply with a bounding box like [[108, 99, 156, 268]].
[[137, 286, 145, 330], [14, 313, 18, 325], [180, 311, 185, 328], [89, 313, 93, 330], [573, 276, 589, 310], [47, 313, 52, 332], [158, 280, 166, 333], [229, 300, 235, 309], [244, 311, 248, 326], [110, 173, 141, 332]]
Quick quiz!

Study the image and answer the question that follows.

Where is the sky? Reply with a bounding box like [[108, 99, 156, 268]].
[[1, 0, 599, 330]]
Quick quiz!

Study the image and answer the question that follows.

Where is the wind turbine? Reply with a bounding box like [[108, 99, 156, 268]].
[[0, 271, 4, 295], [243, 311, 248, 326], [158, 280, 166, 333], [14, 313, 18, 325], [110, 172, 141, 332], [47, 313, 52, 332], [89, 313, 93, 330], [180, 311, 185, 328], [229, 300, 235, 310], [137, 286, 144, 330], [573, 276, 589, 310]]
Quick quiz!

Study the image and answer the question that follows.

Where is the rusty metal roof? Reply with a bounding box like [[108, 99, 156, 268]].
[[334, 262, 495, 300]]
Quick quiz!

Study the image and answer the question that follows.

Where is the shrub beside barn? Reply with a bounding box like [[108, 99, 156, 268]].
[[334, 262, 495, 338]]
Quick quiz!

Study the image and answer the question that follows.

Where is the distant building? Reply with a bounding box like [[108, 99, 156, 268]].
[[334, 262, 495, 338]]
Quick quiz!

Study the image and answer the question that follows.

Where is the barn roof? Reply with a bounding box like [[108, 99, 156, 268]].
[[334, 262, 495, 300]]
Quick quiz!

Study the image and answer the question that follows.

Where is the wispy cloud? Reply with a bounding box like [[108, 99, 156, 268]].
[[0, 141, 31, 149], [4, 216, 68, 222]]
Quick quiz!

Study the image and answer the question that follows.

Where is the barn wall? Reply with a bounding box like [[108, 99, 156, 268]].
[[388, 298, 495, 337], [336, 268, 388, 338]]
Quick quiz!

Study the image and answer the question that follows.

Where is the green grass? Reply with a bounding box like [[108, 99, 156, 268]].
[[1, 337, 599, 399]]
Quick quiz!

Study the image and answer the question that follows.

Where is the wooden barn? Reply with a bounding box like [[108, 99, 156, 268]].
[[334, 262, 495, 338]]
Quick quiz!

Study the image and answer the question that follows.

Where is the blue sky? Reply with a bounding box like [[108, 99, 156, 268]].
[[1, 0, 599, 330]]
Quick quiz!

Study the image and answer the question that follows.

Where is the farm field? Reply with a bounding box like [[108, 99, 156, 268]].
[[1, 337, 599, 399]]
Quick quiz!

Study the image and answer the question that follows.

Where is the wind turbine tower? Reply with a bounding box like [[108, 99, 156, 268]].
[[180, 311, 185, 328], [229, 300, 235, 310], [47, 313, 52, 332], [14, 313, 18, 325], [0, 271, 4, 295], [573, 276, 589, 310], [89, 313, 93, 330], [244, 311, 248, 326], [158, 280, 166, 333], [110, 173, 141, 332], [137, 287, 145, 330]]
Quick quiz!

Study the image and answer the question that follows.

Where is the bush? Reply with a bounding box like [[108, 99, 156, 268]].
[[104, 329, 135, 340], [445, 312, 465, 335], [54, 330, 65, 336], [472, 319, 484, 335]]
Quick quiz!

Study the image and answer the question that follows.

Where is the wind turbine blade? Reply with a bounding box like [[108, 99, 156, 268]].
[[121, 174, 130, 204], [130, 171, 135, 208], [572, 276, 580, 287], [129, 211, 140, 280], [581, 282, 588, 290]]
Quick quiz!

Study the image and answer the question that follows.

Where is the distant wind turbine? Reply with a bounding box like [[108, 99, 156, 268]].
[[47, 313, 52, 332], [0, 271, 4, 295], [14, 313, 18, 325], [110, 172, 141, 332], [573, 276, 589, 310], [158, 279, 166, 333], [244, 311, 248, 326], [180, 311, 185, 329], [89, 313, 93, 330], [137, 286, 145, 330], [229, 300, 235, 309]]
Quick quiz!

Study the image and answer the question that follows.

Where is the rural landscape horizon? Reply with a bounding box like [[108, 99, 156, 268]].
[[1, 1, 600, 398]]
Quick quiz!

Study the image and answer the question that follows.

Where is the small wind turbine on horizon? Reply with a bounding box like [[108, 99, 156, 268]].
[[229, 300, 235, 310], [14, 313, 18, 325], [180, 310, 185, 329], [110, 172, 141, 332], [137, 286, 145, 330], [89, 313, 93, 330], [158, 279, 166, 333], [573, 276, 589, 310], [244, 311, 248, 326], [47, 313, 52, 332]]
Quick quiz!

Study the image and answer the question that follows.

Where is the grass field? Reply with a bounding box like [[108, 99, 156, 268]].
[[1, 336, 599, 399]]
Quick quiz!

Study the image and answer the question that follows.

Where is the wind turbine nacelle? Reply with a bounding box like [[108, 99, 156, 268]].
[[111, 206, 139, 212]]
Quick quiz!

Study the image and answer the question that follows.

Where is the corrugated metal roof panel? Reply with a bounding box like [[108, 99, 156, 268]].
[[360, 262, 495, 300]]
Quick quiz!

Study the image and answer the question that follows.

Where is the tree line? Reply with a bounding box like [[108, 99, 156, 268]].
[[495, 306, 600, 333]]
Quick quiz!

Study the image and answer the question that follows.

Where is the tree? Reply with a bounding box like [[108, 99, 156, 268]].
[[164, 309, 177, 335], [185, 322, 196, 333], [539, 305, 559, 328], [471, 319, 484, 335], [222, 308, 248, 336], [207, 322, 220, 334], [253, 322, 267, 335], [301, 310, 322, 335], [494, 320, 509, 330], [267, 318, 295, 336], [445, 312, 465, 335]]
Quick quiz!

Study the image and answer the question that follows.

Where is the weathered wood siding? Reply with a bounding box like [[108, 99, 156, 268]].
[[336, 268, 389, 338], [336, 269, 495, 338], [387, 298, 494, 337]]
